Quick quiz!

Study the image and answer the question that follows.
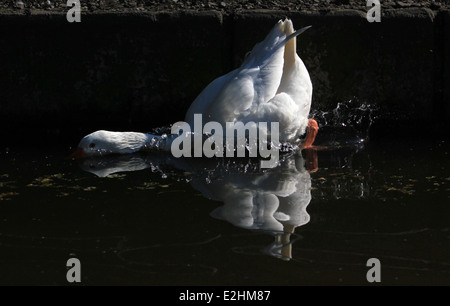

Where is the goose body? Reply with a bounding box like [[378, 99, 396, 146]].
[[185, 19, 313, 143], [73, 18, 317, 158]]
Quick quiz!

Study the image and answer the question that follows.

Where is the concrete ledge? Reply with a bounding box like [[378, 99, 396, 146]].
[[0, 8, 448, 145]]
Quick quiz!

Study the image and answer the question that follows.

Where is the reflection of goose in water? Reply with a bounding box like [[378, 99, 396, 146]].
[[197, 154, 311, 260], [79, 155, 152, 178], [79, 151, 314, 261], [70, 18, 317, 158]]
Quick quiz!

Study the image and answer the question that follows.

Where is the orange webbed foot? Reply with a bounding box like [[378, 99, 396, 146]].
[[302, 119, 318, 149]]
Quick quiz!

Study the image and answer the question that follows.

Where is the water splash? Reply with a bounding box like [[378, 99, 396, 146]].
[[148, 125, 173, 136], [147, 133, 169, 150], [310, 98, 379, 148], [147, 98, 378, 153]]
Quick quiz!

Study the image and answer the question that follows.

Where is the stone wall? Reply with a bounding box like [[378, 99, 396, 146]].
[[0, 8, 448, 145]]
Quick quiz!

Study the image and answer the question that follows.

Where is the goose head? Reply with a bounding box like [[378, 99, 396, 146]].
[[70, 130, 149, 158]]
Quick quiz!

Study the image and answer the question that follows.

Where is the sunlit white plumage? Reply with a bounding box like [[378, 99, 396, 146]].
[[73, 18, 314, 157], [71, 130, 170, 158], [186, 19, 313, 142]]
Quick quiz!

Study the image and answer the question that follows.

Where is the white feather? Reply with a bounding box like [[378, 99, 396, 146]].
[[186, 18, 312, 143]]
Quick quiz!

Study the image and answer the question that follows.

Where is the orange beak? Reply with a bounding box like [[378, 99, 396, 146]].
[[68, 147, 86, 159]]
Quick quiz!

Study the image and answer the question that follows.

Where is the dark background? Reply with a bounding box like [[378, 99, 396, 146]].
[[0, 0, 448, 147]]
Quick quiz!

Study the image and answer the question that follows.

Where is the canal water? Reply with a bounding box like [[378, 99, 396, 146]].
[[0, 105, 448, 286]]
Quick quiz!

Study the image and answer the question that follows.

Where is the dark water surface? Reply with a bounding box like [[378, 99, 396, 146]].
[[0, 138, 448, 286]]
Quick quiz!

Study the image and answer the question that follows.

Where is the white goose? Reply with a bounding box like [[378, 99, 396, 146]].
[[71, 18, 318, 159]]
